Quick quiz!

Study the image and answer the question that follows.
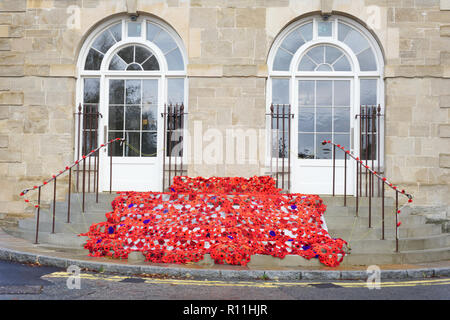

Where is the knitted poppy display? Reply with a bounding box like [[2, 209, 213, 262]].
[[80, 176, 348, 267]]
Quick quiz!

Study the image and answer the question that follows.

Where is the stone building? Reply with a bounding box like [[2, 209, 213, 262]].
[[0, 0, 449, 223]]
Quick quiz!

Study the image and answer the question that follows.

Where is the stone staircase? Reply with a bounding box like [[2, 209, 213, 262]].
[[2, 192, 449, 266]]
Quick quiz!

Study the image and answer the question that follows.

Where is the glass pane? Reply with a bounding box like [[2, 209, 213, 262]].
[[307, 46, 325, 64], [83, 105, 99, 130], [298, 56, 316, 71], [281, 28, 305, 53], [135, 46, 151, 64], [108, 132, 123, 156], [165, 48, 184, 70], [316, 64, 333, 71], [142, 132, 157, 157], [142, 105, 157, 130], [84, 78, 100, 103], [334, 107, 350, 133], [142, 55, 160, 70], [335, 134, 350, 159], [316, 81, 332, 106], [272, 78, 289, 105], [143, 80, 158, 105], [154, 29, 178, 54], [166, 130, 183, 157], [298, 80, 314, 106], [343, 29, 369, 55], [298, 133, 314, 159], [333, 55, 351, 71], [168, 78, 184, 105], [360, 79, 377, 105], [117, 46, 134, 64], [124, 131, 140, 157], [357, 48, 377, 71], [128, 22, 141, 37], [318, 22, 332, 37], [271, 105, 290, 130], [298, 107, 314, 132], [92, 30, 116, 54], [338, 22, 352, 42], [273, 48, 292, 71], [85, 48, 103, 70], [334, 80, 350, 106], [127, 63, 142, 71], [108, 105, 124, 130], [126, 80, 141, 105], [325, 46, 343, 64], [299, 22, 313, 41], [147, 22, 162, 42], [316, 107, 332, 132], [109, 23, 122, 42], [316, 133, 333, 159], [109, 80, 124, 104], [109, 54, 127, 70], [125, 105, 140, 130]]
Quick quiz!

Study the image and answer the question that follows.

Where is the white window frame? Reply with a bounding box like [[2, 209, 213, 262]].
[[266, 15, 385, 172], [75, 15, 189, 167]]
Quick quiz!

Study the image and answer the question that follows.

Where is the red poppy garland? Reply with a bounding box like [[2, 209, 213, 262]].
[[80, 176, 348, 267]]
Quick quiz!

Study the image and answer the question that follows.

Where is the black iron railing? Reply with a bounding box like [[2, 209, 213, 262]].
[[322, 140, 413, 252], [267, 103, 293, 191], [162, 103, 187, 190], [19, 138, 125, 244]]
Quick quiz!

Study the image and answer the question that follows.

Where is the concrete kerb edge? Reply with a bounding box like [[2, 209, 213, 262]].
[[1, 247, 449, 281]]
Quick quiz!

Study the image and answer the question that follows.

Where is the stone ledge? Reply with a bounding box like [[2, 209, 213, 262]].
[[1, 247, 449, 281]]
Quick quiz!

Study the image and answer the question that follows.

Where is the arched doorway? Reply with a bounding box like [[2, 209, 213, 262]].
[[267, 15, 384, 194], [76, 15, 187, 191]]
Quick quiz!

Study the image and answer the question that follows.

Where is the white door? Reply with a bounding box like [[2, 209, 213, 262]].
[[100, 78, 162, 191], [292, 78, 354, 195]]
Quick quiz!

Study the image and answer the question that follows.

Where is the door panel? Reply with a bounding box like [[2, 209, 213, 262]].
[[292, 79, 354, 195], [101, 78, 161, 191]]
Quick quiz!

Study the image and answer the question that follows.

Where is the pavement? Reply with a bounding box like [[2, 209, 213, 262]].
[[1, 228, 450, 281]]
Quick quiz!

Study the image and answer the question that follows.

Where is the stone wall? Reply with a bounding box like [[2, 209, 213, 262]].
[[0, 0, 448, 218]]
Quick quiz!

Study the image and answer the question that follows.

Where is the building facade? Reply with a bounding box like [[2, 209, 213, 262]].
[[0, 0, 449, 221]]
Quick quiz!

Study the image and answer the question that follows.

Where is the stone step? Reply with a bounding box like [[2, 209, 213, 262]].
[[3, 227, 88, 249], [341, 247, 450, 265], [320, 195, 396, 207], [346, 234, 450, 253], [328, 223, 443, 240], [325, 215, 426, 228], [18, 218, 95, 234]]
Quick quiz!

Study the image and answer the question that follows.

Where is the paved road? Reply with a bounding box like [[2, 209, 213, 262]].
[[0, 260, 449, 301]]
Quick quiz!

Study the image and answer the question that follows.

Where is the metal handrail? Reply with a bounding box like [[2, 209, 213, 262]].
[[321, 140, 413, 252], [19, 138, 125, 244]]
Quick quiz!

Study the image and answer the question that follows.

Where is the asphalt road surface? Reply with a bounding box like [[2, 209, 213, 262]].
[[0, 260, 449, 301]]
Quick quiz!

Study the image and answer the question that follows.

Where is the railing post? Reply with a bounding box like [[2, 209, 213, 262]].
[[377, 104, 381, 197], [82, 156, 86, 212], [168, 104, 173, 188], [356, 155, 359, 216], [34, 187, 41, 244], [288, 105, 291, 192], [381, 181, 385, 240], [180, 104, 185, 177], [368, 171, 372, 228], [162, 104, 167, 191], [276, 104, 280, 189], [395, 191, 399, 252], [76, 104, 82, 192], [96, 149, 99, 203], [344, 151, 347, 206], [110, 147, 112, 194], [281, 105, 285, 190], [332, 144, 336, 196], [67, 168, 71, 223], [270, 104, 274, 181], [52, 177, 57, 234]]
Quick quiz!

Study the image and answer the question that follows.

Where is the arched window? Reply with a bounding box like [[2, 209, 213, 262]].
[[267, 15, 384, 194], [76, 16, 187, 192]]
